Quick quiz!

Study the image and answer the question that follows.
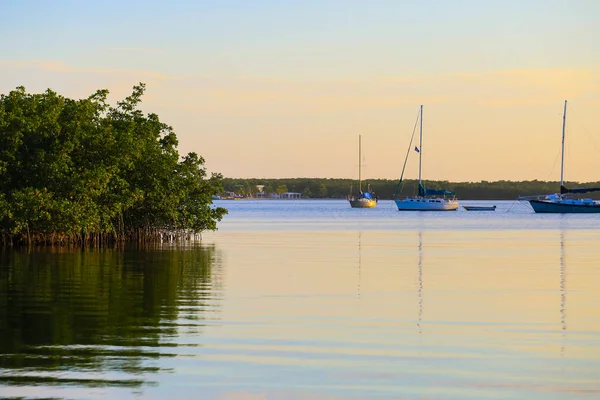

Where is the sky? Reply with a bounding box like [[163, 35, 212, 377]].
[[1, 0, 599, 182]]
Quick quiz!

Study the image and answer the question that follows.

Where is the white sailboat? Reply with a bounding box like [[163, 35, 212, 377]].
[[348, 135, 377, 208], [394, 105, 458, 211], [528, 100, 600, 213]]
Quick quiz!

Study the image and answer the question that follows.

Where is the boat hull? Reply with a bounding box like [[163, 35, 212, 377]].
[[463, 206, 496, 211], [395, 198, 458, 211], [529, 200, 600, 213], [349, 198, 377, 208]]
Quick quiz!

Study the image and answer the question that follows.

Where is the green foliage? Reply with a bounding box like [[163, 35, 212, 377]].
[[0, 84, 227, 245], [276, 184, 288, 194]]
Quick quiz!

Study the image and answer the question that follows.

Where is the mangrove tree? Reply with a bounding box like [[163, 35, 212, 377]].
[[0, 83, 227, 245]]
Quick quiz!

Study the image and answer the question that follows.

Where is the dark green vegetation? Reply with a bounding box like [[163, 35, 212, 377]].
[[0, 84, 227, 246], [223, 178, 600, 200], [0, 246, 219, 389]]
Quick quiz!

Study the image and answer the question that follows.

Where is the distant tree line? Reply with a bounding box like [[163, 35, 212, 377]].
[[0, 84, 227, 246], [222, 178, 600, 200]]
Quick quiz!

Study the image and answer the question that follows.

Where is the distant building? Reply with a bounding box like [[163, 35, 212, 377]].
[[280, 192, 302, 199]]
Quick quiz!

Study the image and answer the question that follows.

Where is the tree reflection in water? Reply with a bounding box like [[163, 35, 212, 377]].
[[0, 244, 222, 391]]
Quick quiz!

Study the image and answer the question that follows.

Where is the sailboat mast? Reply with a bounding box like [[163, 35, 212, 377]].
[[418, 105, 423, 187], [358, 135, 362, 193], [560, 100, 567, 189]]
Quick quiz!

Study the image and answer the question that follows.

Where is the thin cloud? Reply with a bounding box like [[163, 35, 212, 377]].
[[440, 67, 600, 107], [235, 75, 424, 86], [103, 46, 165, 54], [0, 59, 176, 81], [449, 67, 596, 90], [451, 68, 593, 79]]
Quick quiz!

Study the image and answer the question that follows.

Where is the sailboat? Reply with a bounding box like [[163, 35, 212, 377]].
[[394, 105, 458, 211], [528, 100, 600, 213], [348, 135, 378, 208]]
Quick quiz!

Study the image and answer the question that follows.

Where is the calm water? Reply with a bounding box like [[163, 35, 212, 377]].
[[1, 200, 600, 399]]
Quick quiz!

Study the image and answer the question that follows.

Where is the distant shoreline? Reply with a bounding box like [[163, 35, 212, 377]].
[[220, 178, 600, 201]]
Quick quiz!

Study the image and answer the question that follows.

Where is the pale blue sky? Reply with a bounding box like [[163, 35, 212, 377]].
[[1, 1, 599, 181], [4, 1, 599, 74]]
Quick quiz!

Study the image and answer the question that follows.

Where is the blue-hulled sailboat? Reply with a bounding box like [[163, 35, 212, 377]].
[[529, 100, 600, 213]]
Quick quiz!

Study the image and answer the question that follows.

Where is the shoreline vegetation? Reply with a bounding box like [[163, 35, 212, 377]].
[[222, 178, 600, 201], [0, 84, 227, 246]]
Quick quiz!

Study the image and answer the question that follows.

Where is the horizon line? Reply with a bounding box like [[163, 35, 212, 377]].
[[221, 177, 600, 184]]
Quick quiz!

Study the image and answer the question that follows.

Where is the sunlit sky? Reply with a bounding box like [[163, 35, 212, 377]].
[[1, 0, 599, 182]]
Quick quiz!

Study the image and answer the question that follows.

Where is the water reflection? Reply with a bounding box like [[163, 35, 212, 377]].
[[417, 231, 423, 335], [560, 232, 567, 357], [0, 244, 221, 397], [357, 231, 362, 299], [2, 215, 600, 399]]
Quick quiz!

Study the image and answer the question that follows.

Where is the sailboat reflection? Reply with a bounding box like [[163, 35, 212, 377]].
[[357, 231, 362, 299], [560, 231, 566, 356], [417, 231, 423, 334]]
